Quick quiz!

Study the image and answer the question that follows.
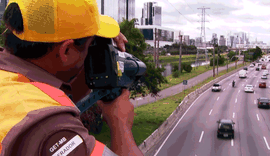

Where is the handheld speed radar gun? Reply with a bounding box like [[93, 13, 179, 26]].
[[76, 36, 147, 114]]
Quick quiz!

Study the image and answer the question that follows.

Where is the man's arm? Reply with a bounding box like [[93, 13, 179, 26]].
[[97, 89, 144, 156]]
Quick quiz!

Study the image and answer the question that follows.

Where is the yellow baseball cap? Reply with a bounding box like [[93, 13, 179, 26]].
[[6, 0, 120, 42]]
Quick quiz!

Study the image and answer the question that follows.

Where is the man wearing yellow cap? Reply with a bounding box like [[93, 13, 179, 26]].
[[0, 0, 143, 156]]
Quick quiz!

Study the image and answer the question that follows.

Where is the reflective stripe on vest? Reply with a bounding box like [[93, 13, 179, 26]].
[[90, 140, 105, 156]]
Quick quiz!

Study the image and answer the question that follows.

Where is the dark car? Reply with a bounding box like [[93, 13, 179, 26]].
[[259, 81, 266, 88], [257, 97, 270, 108], [217, 119, 235, 139], [243, 67, 248, 70], [256, 67, 260, 71]]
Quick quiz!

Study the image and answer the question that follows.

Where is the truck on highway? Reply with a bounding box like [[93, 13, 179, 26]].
[[239, 70, 247, 78]]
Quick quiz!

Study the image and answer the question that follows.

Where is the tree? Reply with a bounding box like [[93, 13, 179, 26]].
[[119, 18, 168, 98], [0, 20, 6, 47], [227, 51, 236, 60], [254, 46, 263, 60]]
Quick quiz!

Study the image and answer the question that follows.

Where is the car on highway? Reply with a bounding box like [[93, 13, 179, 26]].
[[261, 75, 267, 79], [244, 84, 254, 93], [243, 67, 248, 70], [249, 64, 255, 67], [259, 81, 266, 88], [212, 83, 222, 92], [262, 64, 266, 69], [256, 67, 260, 71], [217, 119, 235, 139], [263, 70, 269, 75], [257, 97, 270, 108], [258, 63, 262, 66]]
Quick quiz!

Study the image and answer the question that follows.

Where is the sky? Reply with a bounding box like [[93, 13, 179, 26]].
[[135, 0, 270, 45]]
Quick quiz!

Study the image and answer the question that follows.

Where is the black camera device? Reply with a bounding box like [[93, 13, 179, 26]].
[[76, 36, 147, 114]]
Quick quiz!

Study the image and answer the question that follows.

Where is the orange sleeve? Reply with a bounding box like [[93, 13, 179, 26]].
[[90, 140, 105, 155]]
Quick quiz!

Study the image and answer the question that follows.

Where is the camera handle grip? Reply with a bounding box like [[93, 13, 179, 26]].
[[76, 88, 123, 115]]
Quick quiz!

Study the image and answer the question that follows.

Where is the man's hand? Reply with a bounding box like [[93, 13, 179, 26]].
[[113, 32, 128, 52], [96, 89, 134, 130]]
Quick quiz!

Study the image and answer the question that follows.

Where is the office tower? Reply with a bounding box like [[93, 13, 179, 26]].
[[141, 2, 161, 26]]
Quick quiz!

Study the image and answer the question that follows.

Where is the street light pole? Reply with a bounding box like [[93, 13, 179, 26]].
[[213, 38, 216, 77]]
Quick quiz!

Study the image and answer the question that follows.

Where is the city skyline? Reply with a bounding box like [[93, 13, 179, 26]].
[[135, 0, 270, 45]]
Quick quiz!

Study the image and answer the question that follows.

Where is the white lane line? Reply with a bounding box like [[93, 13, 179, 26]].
[[199, 131, 204, 143], [254, 100, 256, 104], [238, 90, 240, 93], [217, 97, 219, 101], [231, 139, 234, 146], [233, 112, 235, 118], [254, 91, 255, 94], [257, 114, 260, 121], [246, 80, 248, 82], [235, 99, 237, 103], [224, 88, 226, 91], [257, 80, 259, 82], [255, 85, 256, 88], [242, 84, 244, 86], [136, 97, 142, 100], [209, 109, 213, 115], [153, 86, 212, 156], [263, 136, 270, 150]]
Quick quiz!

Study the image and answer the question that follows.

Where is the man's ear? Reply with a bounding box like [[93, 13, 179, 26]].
[[58, 39, 74, 63]]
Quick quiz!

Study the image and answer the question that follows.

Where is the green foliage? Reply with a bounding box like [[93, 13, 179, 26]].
[[119, 18, 167, 97], [183, 63, 192, 72], [172, 70, 181, 78], [227, 51, 236, 60], [0, 20, 6, 47], [254, 46, 263, 60], [210, 55, 226, 66]]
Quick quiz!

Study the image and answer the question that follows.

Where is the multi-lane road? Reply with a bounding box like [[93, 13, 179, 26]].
[[149, 61, 270, 156]]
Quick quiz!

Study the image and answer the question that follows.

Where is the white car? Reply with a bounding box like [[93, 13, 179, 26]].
[[212, 83, 222, 92], [250, 64, 255, 67], [263, 70, 269, 75], [245, 85, 254, 93]]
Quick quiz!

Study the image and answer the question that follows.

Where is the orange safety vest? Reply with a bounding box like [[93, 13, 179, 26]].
[[0, 70, 105, 155]]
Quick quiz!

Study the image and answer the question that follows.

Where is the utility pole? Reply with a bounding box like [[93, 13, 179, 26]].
[[213, 38, 216, 77], [178, 31, 183, 72], [217, 48, 219, 75], [157, 30, 160, 68], [154, 28, 157, 68]]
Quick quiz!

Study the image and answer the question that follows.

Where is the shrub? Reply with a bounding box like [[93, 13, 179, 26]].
[[183, 64, 192, 72], [172, 70, 181, 78]]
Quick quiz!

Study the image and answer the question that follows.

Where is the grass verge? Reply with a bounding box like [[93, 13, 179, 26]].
[[90, 63, 246, 147]]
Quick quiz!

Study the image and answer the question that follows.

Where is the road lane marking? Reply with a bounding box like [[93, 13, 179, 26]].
[[255, 85, 256, 87], [209, 109, 213, 115], [235, 99, 237, 103], [242, 84, 244, 86], [257, 114, 260, 121], [231, 139, 234, 146], [246, 80, 248, 82], [224, 88, 226, 91], [263, 137, 270, 150], [257, 80, 258, 82], [254, 91, 255, 94], [217, 97, 219, 101], [199, 131, 204, 143], [153, 86, 212, 156], [233, 112, 235, 118], [238, 90, 240, 93], [254, 100, 256, 104]]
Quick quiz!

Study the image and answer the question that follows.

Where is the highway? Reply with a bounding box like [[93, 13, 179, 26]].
[[149, 61, 270, 156]]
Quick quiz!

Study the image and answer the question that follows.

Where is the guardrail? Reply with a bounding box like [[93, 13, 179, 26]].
[[139, 63, 249, 155]]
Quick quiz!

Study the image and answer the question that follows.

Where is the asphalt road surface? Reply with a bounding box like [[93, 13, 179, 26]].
[[147, 61, 270, 156], [132, 61, 243, 108]]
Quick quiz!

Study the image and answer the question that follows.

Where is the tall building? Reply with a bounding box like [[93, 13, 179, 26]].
[[190, 39, 195, 46], [195, 37, 202, 47], [212, 33, 218, 44], [0, 0, 8, 20], [141, 2, 162, 26], [183, 35, 190, 45], [97, 0, 135, 24], [219, 35, 226, 46]]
